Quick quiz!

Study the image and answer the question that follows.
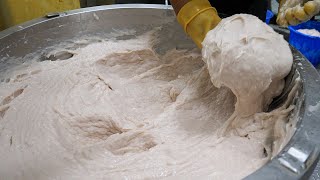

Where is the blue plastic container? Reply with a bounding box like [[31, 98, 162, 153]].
[[289, 21, 320, 66], [265, 10, 274, 24]]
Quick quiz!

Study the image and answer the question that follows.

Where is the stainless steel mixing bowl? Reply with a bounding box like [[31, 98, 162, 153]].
[[0, 4, 320, 180]]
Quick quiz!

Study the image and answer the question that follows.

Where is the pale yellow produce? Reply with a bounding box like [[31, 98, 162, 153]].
[[277, 0, 320, 26]]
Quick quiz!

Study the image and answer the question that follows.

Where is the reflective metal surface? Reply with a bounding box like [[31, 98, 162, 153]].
[[0, 4, 320, 179]]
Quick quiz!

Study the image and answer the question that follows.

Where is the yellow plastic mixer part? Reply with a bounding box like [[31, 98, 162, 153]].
[[176, 0, 221, 48], [0, 0, 80, 30]]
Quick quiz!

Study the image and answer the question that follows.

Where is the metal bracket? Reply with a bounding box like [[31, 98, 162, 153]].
[[46, 12, 67, 18]]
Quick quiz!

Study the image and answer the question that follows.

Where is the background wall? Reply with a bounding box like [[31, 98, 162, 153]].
[[0, 0, 168, 31], [0, 0, 80, 30]]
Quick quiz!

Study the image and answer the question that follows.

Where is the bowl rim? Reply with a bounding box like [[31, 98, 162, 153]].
[[0, 4, 320, 180]]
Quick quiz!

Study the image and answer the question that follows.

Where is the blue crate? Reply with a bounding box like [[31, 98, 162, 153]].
[[289, 21, 320, 66], [265, 10, 274, 24]]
